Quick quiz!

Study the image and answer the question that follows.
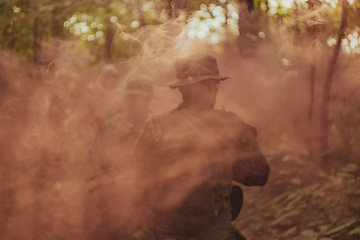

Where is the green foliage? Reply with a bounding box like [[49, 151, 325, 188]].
[[2, 0, 360, 61]]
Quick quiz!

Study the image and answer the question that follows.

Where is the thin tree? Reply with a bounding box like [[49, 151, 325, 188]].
[[307, 2, 318, 159], [136, 0, 146, 27], [33, 17, 40, 64], [308, 34, 316, 158], [319, 0, 348, 156]]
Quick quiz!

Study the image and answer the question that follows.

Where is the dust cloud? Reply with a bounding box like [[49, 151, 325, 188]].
[[0, 16, 359, 240]]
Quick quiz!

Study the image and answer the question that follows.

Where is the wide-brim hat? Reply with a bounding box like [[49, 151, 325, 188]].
[[166, 54, 231, 88]]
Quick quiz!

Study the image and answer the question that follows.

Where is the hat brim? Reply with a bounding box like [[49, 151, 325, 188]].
[[165, 75, 231, 88]]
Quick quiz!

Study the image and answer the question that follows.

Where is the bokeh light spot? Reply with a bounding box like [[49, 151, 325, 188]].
[[96, 31, 104, 38], [70, 16, 77, 23], [209, 33, 220, 44], [110, 16, 118, 23], [88, 35, 95, 41], [13, 6, 21, 13], [344, 46, 351, 54], [81, 26, 89, 33], [327, 37, 336, 47], [231, 12, 239, 20], [196, 31, 207, 39], [120, 9, 127, 15], [269, 0, 279, 7], [215, 16, 226, 23], [269, 7, 277, 15], [131, 21, 140, 28], [188, 29, 197, 38], [74, 29, 81, 36], [200, 4, 207, 11], [91, 22, 97, 29], [97, 23, 104, 30], [282, 58, 291, 66], [63, 21, 70, 28]]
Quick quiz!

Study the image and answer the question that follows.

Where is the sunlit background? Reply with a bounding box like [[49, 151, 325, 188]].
[[53, 0, 360, 55]]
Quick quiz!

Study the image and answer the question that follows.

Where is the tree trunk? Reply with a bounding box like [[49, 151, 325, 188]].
[[308, 33, 316, 158], [221, 0, 232, 52], [167, 0, 173, 18], [319, 0, 348, 156], [237, 0, 257, 55], [9, 22, 17, 49], [307, 0, 317, 158], [33, 17, 40, 64], [166, 0, 188, 19], [136, 0, 146, 27], [51, 8, 63, 37], [105, 20, 114, 63]]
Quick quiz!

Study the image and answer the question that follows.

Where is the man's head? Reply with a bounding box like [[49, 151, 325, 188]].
[[123, 75, 153, 108], [166, 54, 230, 109], [96, 64, 121, 91], [177, 79, 220, 109]]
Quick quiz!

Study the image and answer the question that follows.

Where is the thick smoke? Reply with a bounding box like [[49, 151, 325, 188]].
[[0, 13, 359, 240]]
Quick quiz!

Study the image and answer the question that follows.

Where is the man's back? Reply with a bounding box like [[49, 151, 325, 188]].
[[133, 107, 269, 238]]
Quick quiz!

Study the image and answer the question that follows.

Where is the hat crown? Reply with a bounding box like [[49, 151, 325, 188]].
[[176, 54, 219, 79]]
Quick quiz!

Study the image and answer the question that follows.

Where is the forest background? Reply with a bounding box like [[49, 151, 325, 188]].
[[1, 0, 360, 239]]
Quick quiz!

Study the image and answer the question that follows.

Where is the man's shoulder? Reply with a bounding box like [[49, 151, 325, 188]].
[[147, 108, 256, 134], [213, 109, 244, 124], [152, 108, 245, 124], [213, 109, 258, 137], [147, 109, 177, 124]]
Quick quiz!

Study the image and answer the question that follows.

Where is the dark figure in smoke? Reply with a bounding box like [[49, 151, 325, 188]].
[[90, 75, 154, 240], [88, 64, 123, 132], [97, 75, 154, 169], [131, 54, 270, 240], [67, 64, 122, 159]]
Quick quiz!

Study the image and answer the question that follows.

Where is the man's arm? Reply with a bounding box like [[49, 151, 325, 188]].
[[232, 123, 270, 186]]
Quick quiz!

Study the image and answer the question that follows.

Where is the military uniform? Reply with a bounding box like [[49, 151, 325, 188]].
[[132, 55, 269, 240], [97, 111, 148, 168], [93, 74, 153, 169], [89, 75, 154, 240]]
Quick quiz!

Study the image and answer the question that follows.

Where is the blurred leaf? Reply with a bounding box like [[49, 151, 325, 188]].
[[319, 225, 331, 234], [341, 163, 358, 173], [284, 191, 300, 203], [321, 219, 357, 237], [271, 210, 302, 226], [291, 178, 302, 186], [336, 172, 356, 179], [299, 229, 319, 238], [307, 221, 327, 228], [348, 227, 360, 235], [282, 225, 298, 237]]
